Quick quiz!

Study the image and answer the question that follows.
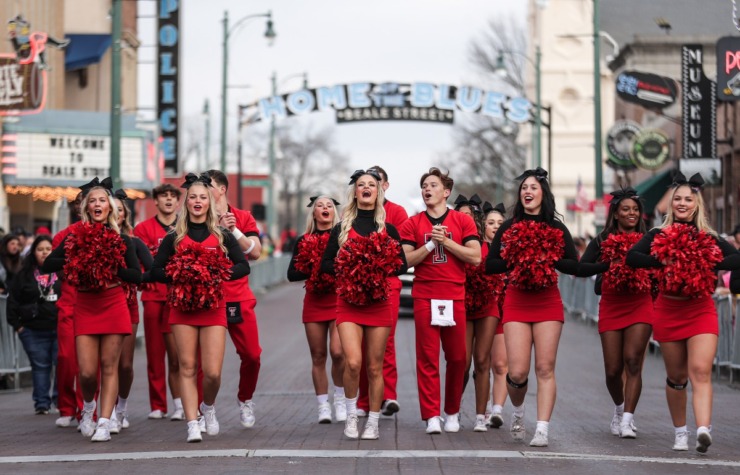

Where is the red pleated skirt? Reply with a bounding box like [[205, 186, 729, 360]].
[[169, 301, 226, 327], [467, 300, 500, 321], [597, 290, 653, 334], [502, 285, 564, 324], [302, 291, 337, 323], [75, 286, 131, 336], [336, 297, 392, 327], [652, 294, 717, 342]]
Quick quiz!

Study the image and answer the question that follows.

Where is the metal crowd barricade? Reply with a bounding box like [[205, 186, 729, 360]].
[[248, 254, 291, 294], [714, 294, 733, 377], [0, 295, 31, 391], [558, 273, 600, 324], [731, 299, 740, 383]]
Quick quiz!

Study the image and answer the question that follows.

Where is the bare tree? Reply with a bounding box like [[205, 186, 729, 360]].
[[443, 16, 529, 207], [274, 124, 350, 231]]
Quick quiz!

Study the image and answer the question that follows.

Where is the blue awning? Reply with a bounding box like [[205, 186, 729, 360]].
[[65, 34, 112, 71]]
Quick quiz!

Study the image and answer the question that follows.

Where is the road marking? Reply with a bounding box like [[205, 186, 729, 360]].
[[1, 449, 739, 467]]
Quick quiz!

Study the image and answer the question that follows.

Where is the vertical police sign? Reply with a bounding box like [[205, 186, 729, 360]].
[[158, 0, 179, 175], [681, 45, 716, 161]]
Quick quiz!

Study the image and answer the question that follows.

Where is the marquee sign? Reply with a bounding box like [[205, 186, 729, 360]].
[[682, 44, 716, 161], [616, 70, 677, 109], [716, 36, 740, 101], [251, 82, 532, 125], [0, 56, 45, 114], [157, 0, 180, 175]]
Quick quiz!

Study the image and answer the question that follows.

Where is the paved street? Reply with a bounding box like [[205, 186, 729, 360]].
[[1, 282, 739, 474]]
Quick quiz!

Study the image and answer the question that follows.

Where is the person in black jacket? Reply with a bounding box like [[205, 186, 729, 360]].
[[7, 235, 61, 414]]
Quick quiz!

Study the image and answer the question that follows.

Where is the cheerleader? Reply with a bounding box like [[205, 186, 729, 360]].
[[399, 168, 481, 434], [456, 195, 500, 432], [320, 169, 407, 440], [626, 172, 740, 453], [482, 202, 509, 429], [112, 190, 153, 430], [578, 188, 653, 439], [485, 168, 579, 447], [287, 195, 346, 424], [150, 173, 250, 443], [42, 177, 142, 442]]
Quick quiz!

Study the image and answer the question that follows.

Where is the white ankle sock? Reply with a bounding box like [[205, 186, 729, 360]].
[[346, 396, 358, 415], [492, 404, 503, 414], [615, 403, 624, 416], [97, 417, 109, 426], [536, 421, 549, 433], [174, 398, 183, 409], [622, 412, 634, 425], [83, 400, 96, 412], [317, 394, 329, 405], [201, 403, 214, 412], [116, 397, 128, 412], [513, 403, 525, 418], [697, 425, 710, 434], [334, 387, 345, 399], [674, 425, 687, 434], [367, 411, 380, 428]]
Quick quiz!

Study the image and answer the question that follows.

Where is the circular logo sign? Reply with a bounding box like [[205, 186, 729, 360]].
[[605, 121, 640, 169], [630, 129, 670, 170]]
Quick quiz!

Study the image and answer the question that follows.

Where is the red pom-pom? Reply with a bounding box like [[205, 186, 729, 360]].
[[465, 262, 506, 313], [63, 223, 127, 290], [165, 242, 233, 311], [500, 221, 564, 290], [650, 223, 722, 298], [294, 233, 336, 295], [334, 232, 403, 306], [600, 232, 653, 294]]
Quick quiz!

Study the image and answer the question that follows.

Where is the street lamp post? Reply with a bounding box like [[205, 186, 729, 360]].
[[593, 0, 603, 203], [219, 10, 275, 172], [495, 49, 543, 168], [110, 0, 122, 190]]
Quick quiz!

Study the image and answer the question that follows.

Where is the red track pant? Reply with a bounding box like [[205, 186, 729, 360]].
[[56, 309, 83, 418], [413, 298, 466, 420], [143, 300, 169, 412], [227, 299, 261, 402]]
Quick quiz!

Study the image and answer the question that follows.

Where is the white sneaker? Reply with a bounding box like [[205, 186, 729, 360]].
[[381, 399, 400, 416], [620, 421, 636, 439], [198, 416, 206, 433], [116, 410, 129, 429], [356, 408, 368, 417], [318, 402, 332, 424], [170, 407, 185, 421], [673, 430, 689, 451], [610, 413, 621, 436], [361, 423, 380, 440], [696, 428, 712, 454], [79, 405, 96, 438], [425, 416, 442, 434], [187, 420, 202, 443], [108, 417, 121, 435], [529, 429, 549, 447], [630, 420, 638, 433], [56, 416, 75, 428], [473, 415, 488, 432], [344, 414, 359, 439], [334, 396, 347, 422], [199, 403, 219, 435], [489, 412, 504, 429], [91, 420, 111, 442], [444, 413, 460, 432], [510, 414, 526, 441], [239, 400, 255, 428], [148, 409, 166, 419]]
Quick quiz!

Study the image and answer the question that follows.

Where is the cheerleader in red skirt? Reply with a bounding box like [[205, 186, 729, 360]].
[[485, 168, 579, 447], [287, 195, 346, 424], [626, 173, 740, 454], [456, 195, 501, 432], [112, 190, 153, 430], [482, 202, 508, 429], [320, 169, 407, 440], [150, 173, 250, 443], [42, 177, 142, 442], [578, 188, 653, 439]]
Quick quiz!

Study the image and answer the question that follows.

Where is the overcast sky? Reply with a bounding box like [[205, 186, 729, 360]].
[[138, 0, 528, 212]]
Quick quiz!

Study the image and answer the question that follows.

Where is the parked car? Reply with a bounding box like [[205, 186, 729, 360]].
[[398, 267, 414, 317]]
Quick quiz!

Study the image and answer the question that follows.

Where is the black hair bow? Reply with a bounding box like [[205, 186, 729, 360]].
[[609, 187, 639, 204], [671, 171, 704, 191], [114, 189, 129, 201], [307, 195, 340, 208], [492, 202, 506, 215], [79, 177, 113, 197], [514, 167, 548, 182], [181, 172, 213, 189], [348, 169, 382, 184], [454, 194, 482, 212]]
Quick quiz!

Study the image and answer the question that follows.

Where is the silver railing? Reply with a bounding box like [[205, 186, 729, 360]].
[[0, 295, 32, 390]]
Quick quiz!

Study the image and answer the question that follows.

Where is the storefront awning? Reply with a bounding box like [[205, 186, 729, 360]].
[[634, 169, 673, 215], [65, 34, 112, 71]]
